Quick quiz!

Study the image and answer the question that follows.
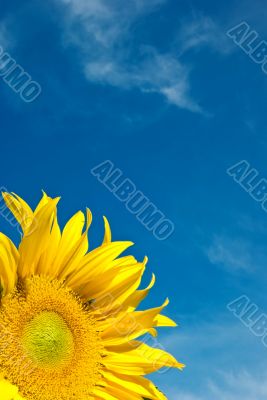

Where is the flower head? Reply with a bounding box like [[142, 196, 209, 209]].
[[0, 192, 184, 400]]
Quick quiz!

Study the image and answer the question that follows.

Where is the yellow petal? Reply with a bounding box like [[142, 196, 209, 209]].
[[94, 383, 142, 400], [124, 273, 156, 312], [91, 260, 146, 323], [2, 192, 33, 234], [95, 272, 156, 321], [78, 259, 140, 303], [154, 314, 177, 327], [57, 209, 92, 279], [33, 190, 50, 214], [104, 340, 185, 375], [28, 192, 62, 276], [0, 378, 25, 400], [101, 299, 170, 345], [50, 210, 85, 276], [36, 213, 61, 276], [66, 241, 133, 292], [102, 216, 112, 244], [102, 371, 167, 400], [18, 197, 60, 277], [0, 233, 19, 295]]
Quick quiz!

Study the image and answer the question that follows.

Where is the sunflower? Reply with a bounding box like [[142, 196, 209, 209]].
[[0, 192, 184, 400]]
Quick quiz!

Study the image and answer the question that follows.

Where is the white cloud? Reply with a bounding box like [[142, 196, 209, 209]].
[[204, 234, 267, 272], [57, 0, 202, 112], [177, 15, 232, 55], [169, 372, 267, 400], [84, 49, 201, 112], [157, 317, 267, 400]]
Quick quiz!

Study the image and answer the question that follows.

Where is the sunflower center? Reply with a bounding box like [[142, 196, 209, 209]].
[[22, 311, 74, 368], [0, 276, 102, 400]]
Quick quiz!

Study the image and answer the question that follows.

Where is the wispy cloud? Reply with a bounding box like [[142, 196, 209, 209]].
[[176, 14, 232, 55], [169, 371, 267, 400], [204, 234, 267, 273], [158, 317, 267, 400], [57, 0, 202, 112], [209, 371, 267, 400]]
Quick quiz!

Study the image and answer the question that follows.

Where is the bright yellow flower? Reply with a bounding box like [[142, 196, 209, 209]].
[[0, 192, 184, 400]]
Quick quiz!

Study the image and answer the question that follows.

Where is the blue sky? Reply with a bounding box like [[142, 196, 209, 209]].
[[1, 0, 267, 398]]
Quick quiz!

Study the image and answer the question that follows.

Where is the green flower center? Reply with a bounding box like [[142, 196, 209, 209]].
[[22, 311, 74, 368]]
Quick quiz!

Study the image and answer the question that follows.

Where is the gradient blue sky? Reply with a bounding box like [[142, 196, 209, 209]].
[[1, 0, 267, 398]]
